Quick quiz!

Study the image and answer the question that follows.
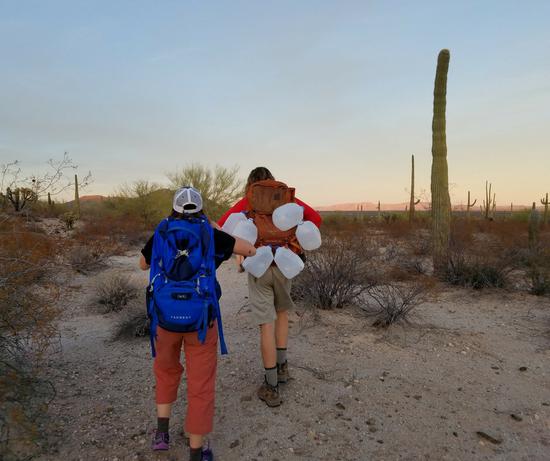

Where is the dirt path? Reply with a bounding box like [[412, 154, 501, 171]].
[[40, 249, 550, 461]]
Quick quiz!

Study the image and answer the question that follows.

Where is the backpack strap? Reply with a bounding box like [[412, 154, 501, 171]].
[[201, 219, 228, 355], [147, 273, 161, 357]]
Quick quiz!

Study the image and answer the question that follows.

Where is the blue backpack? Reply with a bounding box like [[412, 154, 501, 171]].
[[147, 215, 227, 357]]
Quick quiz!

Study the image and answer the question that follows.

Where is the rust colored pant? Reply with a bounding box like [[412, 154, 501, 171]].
[[153, 325, 218, 435]]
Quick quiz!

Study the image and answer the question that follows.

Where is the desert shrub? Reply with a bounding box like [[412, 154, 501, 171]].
[[528, 266, 550, 296], [0, 218, 59, 460], [320, 213, 370, 238], [443, 218, 523, 289], [67, 243, 107, 274], [405, 229, 432, 256], [524, 244, 550, 296], [362, 279, 432, 327], [60, 211, 77, 230], [167, 164, 242, 221], [113, 311, 150, 340], [95, 272, 138, 312], [112, 180, 171, 226], [75, 214, 149, 254], [445, 250, 510, 289], [292, 235, 378, 309]]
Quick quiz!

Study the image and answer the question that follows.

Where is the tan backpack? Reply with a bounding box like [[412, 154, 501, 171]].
[[245, 179, 302, 254]]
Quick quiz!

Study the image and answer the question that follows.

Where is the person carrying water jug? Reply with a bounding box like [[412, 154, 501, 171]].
[[218, 167, 322, 407], [139, 186, 256, 461]]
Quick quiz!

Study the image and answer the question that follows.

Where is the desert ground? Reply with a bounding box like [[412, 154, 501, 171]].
[[36, 245, 549, 461]]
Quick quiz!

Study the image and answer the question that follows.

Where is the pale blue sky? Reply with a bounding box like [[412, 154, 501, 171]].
[[1, 1, 549, 206]]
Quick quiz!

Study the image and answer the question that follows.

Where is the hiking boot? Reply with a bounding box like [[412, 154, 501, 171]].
[[201, 447, 214, 461], [277, 361, 289, 384], [257, 380, 282, 407], [151, 430, 169, 451]]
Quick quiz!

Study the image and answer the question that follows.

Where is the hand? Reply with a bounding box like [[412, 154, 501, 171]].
[[236, 255, 245, 273]]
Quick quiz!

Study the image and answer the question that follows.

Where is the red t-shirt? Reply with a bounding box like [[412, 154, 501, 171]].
[[218, 197, 322, 228]]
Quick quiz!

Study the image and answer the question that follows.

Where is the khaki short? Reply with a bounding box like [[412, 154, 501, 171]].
[[247, 266, 294, 325]]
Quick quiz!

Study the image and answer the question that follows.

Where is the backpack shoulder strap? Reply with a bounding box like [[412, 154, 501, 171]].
[[200, 219, 228, 355]]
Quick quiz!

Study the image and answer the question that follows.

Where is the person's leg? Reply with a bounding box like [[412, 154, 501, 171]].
[[260, 321, 277, 369], [152, 327, 185, 450], [275, 309, 288, 350], [272, 267, 295, 383], [183, 324, 218, 456], [248, 269, 282, 406], [260, 321, 279, 391]]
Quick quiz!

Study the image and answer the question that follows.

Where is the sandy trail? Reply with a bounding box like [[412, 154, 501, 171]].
[[40, 249, 550, 461]]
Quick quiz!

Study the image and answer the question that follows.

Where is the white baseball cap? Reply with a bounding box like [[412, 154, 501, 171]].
[[173, 186, 203, 214]]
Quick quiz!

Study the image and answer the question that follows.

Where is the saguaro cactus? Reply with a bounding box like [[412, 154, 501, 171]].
[[541, 192, 549, 226], [377, 200, 381, 221], [482, 181, 496, 220], [430, 49, 452, 274], [528, 202, 540, 249], [409, 154, 421, 223], [466, 190, 477, 221], [74, 174, 80, 218]]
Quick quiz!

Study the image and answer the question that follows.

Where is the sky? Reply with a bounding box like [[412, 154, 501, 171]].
[[0, 0, 549, 207]]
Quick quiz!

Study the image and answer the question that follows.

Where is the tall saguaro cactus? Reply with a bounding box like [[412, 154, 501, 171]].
[[431, 49, 452, 274], [528, 202, 539, 249], [409, 154, 421, 223], [74, 174, 80, 218], [466, 190, 476, 221], [482, 181, 495, 220], [541, 192, 549, 226]]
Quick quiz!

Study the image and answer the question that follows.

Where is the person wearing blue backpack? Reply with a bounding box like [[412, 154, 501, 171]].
[[139, 186, 256, 461]]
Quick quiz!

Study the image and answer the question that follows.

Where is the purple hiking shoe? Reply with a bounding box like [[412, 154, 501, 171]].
[[201, 447, 214, 461], [151, 430, 169, 451]]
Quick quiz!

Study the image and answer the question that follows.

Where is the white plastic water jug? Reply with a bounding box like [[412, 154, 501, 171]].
[[222, 212, 247, 235], [272, 203, 304, 231], [232, 218, 258, 245], [242, 246, 273, 278], [296, 220, 322, 250], [274, 246, 304, 279]]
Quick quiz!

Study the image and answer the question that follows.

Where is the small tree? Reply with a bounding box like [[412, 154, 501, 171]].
[[1, 153, 91, 213], [116, 180, 166, 225], [167, 164, 242, 220]]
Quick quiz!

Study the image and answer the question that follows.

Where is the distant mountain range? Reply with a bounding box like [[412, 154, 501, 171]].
[[314, 201, 531, 212], [69, 195, 531, 212]]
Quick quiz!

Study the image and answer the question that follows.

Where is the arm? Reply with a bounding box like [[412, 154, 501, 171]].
[[233, 236, 256, 257], [140, 235, 154, 270], [139, 254, 150, 270], [296, 197, 322, 228], [217, 197, 248, 227]]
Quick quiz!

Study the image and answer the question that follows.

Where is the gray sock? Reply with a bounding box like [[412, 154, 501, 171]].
[[265, 366, 278, 387], [276, 348, 287, 365]]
